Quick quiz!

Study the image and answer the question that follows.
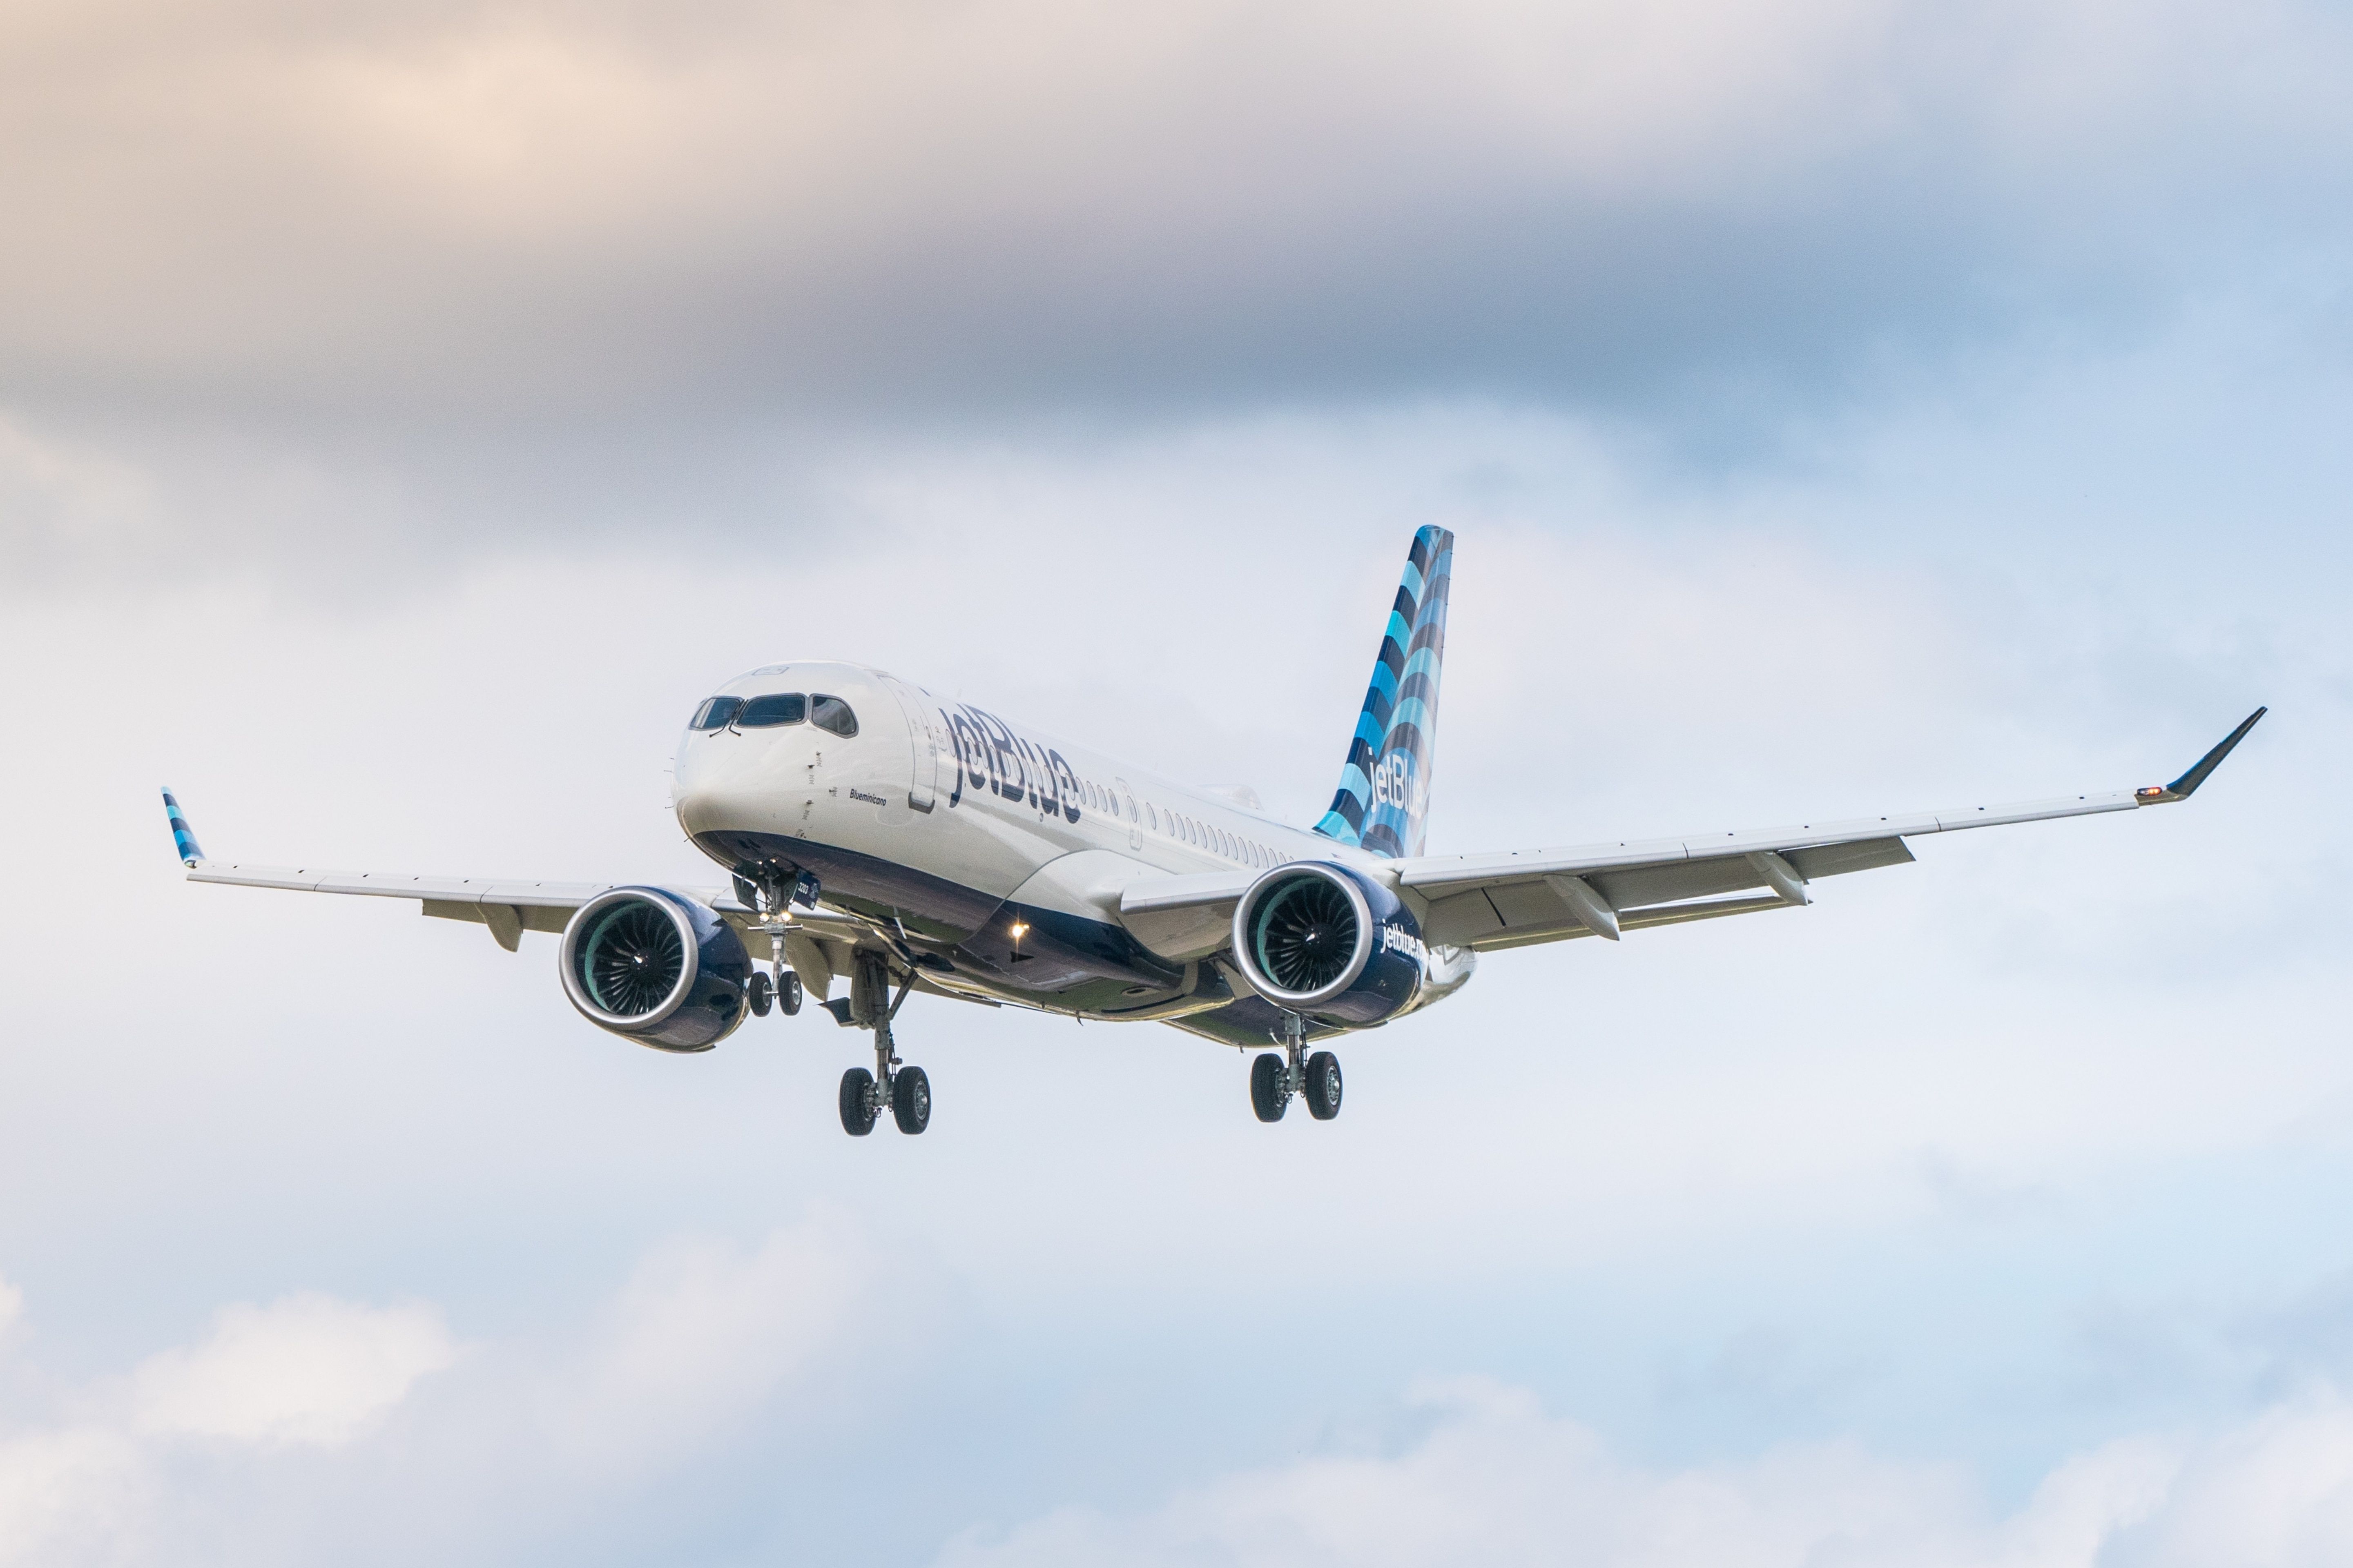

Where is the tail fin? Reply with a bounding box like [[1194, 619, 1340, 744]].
[[1313, 527, 1453, 858]]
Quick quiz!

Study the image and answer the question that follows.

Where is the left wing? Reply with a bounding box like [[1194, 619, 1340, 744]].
[[1401, 707, 2264, 951], [1117, 708, 2266, 958]]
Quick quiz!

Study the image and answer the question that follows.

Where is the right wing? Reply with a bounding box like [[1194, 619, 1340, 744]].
[[161, 789, 880, 1000]]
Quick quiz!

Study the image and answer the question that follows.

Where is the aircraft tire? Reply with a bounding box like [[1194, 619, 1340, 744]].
[[839, 1068, 878, 1136], [1249, 1054, 1288, 1123], [780, 971, 803, 1016], [892, 1066, 932, 1135], [747, 973, 773, 1017], [1303, 1051, 1343, 1120]]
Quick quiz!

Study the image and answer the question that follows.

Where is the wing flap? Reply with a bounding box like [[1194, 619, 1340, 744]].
[[1468, 893, 1792, 951]]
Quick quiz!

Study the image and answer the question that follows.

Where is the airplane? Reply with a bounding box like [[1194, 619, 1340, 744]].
[[162, 528, 2266, 1137]]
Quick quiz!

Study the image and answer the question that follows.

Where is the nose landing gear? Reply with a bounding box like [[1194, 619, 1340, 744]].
[[1249, 1012, 1343, 1124], [744, 878, 809, 1020]]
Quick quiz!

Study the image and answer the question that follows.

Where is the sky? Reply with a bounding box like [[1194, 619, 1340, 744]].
[[1, 0, 2350, 1562]]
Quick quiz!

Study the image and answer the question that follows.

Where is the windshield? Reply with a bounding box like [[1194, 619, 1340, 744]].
[[689, 696, 743, 731], [738, 693, 807, 728], [811, 695, 858, 737]]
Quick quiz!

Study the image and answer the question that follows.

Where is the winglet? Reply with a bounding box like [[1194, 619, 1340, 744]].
[[2135, 707, 2266, 805], [161, 788, 206, 866]]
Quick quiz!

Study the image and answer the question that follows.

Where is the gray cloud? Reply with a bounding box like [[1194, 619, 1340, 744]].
[[4, 0, 2349, 437]]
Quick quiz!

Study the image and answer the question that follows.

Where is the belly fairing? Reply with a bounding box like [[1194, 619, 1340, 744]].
[[688, 829, 1201, 1004]]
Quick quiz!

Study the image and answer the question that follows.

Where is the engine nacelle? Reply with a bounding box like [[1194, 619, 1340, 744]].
[[559, 887, 753, 1052], [1230, 862, 1437, 1026]]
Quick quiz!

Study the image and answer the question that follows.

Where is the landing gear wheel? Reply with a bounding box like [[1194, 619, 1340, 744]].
[[1303, 1051, 1343, 1120], [839, 1068, 878, 1136], [747, 973, 774, 1017], [1249, 1053, 1288, 1123], [892, 1066, 932, 1135], [779, 971, 803, 1016]]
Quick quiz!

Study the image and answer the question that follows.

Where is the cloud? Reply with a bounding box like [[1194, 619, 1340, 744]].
[[0, 1219, 890, 1564], [2, 0, 2348, 434], [127, 1292, 457, 1447], [547, 1215, 878, 1470], [933, 1377, 2353, 1568], [0, 1427, 146, 1568]]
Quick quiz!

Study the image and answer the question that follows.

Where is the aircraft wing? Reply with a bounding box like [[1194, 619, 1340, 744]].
[[163, 793, 701, 950], [1118, 708, 2265, 960], [181, 857, 645, 946], [158, 789, 868, 996], [1396, 708, 2266, 951]]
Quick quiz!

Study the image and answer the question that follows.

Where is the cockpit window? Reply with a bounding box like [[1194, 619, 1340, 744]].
[[737, 692, 807, 728], [811, 695, 858, 737], [690, 696, 743, 731]]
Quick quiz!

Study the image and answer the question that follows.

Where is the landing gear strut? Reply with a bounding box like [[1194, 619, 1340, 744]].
[[745, 878, 805, 1019], [838, 951, 929, 1136], [1249, 1012, 1342, 1124]]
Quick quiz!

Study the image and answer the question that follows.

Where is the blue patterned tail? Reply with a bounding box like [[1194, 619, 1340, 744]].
[[162, 788, 205, 866], [1313, 527, 1453, 858]]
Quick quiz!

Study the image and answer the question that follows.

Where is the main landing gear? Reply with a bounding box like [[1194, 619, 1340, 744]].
[[1250, 1012, 1343, 1123], [836, 951, 930, 1137], [745, 873, 901, 1133]]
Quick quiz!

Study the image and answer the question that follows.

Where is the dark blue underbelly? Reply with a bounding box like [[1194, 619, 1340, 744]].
[[693, 830, 1188, 998]]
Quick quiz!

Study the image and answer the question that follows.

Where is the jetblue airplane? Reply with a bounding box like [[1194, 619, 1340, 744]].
[[163, 530, 2264, 1136]]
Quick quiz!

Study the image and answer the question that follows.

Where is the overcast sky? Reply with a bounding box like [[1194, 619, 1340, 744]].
[[3, 0, 2350, 1563]]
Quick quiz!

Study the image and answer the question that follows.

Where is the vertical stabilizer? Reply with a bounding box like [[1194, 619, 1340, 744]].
[[1313, 528, 1453, 858]]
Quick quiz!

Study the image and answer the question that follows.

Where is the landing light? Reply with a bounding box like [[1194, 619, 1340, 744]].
[[1009, 922, 1028, 939]]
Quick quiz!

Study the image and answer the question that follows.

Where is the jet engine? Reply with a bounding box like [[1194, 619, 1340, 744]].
[[1229, 862, 1441, 1026], [559, 887, 753, 1052]]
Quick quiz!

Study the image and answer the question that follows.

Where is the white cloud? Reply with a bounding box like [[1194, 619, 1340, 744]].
[[128, 1292, 457, 1447], [2110, 1401, 2353, 1568], [0, 1218, 883, 1561], [0, 1427, 145, 1568], [548, 1214, 876, 1470], [934, 1379, 2353, 1568]]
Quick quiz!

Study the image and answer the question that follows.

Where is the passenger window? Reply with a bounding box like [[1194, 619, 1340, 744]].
[[737, 692, 807, 728], [810, 695, 858, 737], [691, 696, 743, 731]]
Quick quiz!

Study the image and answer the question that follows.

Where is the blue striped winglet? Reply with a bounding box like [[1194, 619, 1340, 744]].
[[161, 788, 205, 866]]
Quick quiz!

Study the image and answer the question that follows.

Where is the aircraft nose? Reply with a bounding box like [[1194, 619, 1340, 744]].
[[672, 731, 789, 838], [671, 742, 735, 836]]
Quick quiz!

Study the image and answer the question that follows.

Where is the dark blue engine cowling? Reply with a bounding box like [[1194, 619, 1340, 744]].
[[1229, 862, 1427, 1026], [559, 887, 753, 1053]]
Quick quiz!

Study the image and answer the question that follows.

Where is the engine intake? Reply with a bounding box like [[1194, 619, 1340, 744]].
[[559, 888, 752, 1052], [1231, 862, 1428, 1025]]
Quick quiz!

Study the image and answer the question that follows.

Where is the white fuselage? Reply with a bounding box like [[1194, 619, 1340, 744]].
[[669, 660, 1400, 1022]]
